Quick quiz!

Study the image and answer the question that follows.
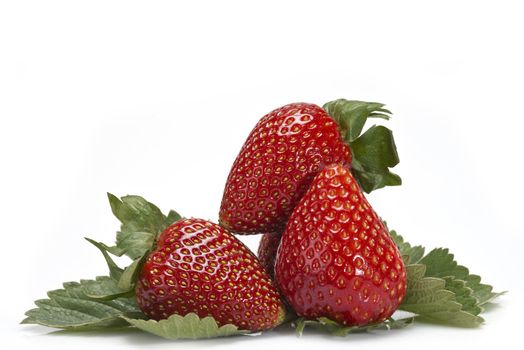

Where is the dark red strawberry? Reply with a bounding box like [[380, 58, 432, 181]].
[[135, 218, 285, 331], [275, 164, 406, 326], [257, 232, 282, 279], [219, 100, 400, 235]]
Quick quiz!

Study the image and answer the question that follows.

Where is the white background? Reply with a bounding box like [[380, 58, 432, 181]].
[[1, 0, 522, 349]]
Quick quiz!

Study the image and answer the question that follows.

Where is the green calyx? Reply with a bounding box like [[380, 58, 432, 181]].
[[82, 194, 183, 301], [323, 99, 401, 193], [107, 193, 182, 260]]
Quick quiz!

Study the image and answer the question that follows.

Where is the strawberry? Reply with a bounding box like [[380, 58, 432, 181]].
[[135, 218, 285, 331], [275, 164, 406, 326], [219, 100, 400, 234], [257, 232, 282, 279]]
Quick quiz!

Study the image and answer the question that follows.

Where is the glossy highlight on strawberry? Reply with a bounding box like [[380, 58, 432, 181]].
[[135, 218, 284, 331], [275, 165, 406, 326], [220, 103, 351, 234]]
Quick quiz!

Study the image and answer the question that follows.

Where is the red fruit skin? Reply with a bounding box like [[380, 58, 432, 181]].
[[275, 165, 406, 326], [219, 103, 351, 234], [135, 218, 284, 331], [257, 232, 282, 279]]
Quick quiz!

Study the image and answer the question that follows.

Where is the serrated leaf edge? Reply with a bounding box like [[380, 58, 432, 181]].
[[121, 313, 249, 340]]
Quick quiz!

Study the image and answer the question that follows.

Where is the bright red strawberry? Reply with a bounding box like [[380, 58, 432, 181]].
[[135, 218, 285, 331], [275, 164, 406, 326], [219, 100, 400, 235], [219, 103, 349, 234], [257, 232, 282, 279]]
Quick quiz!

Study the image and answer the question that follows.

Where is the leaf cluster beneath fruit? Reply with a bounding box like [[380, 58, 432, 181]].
[[22, 194, 503, 339]]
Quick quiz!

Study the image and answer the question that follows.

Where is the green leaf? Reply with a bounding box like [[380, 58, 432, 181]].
[[83, 195, 181, 301], [85, 238, 123, 281], [22, 276, 144, 330], [122, 313, 248, 340], [392, 230, 503, 309], [351, 126, 399, 171], [82, 278, 134, 301], [323, 99, 401, 193], [108, 193, 167, 234], [389, 230, 425, 264], [84, 239, 148, 299], [294, 312, 415, 337], [463, 275, 506, 306], [390, 230, 503, 327], [165, 210, 182, 227], [350, 125, 401, 193], [117, 254, 149, 291], [322, 99, 391, 143], [116, 230, 157, 261], [442, 277, 482, 316], [108, 193, 182, 259], [418, 248, 502, 306], [400, 264, 484, 327]]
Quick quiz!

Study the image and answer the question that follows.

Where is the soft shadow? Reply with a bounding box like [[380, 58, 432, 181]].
[[47, 327, 143, 338], [41, 326, 271, 346], [21, 320, 416, 345], [296, 326, 414, 343], [121, 331, 260, 346]]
